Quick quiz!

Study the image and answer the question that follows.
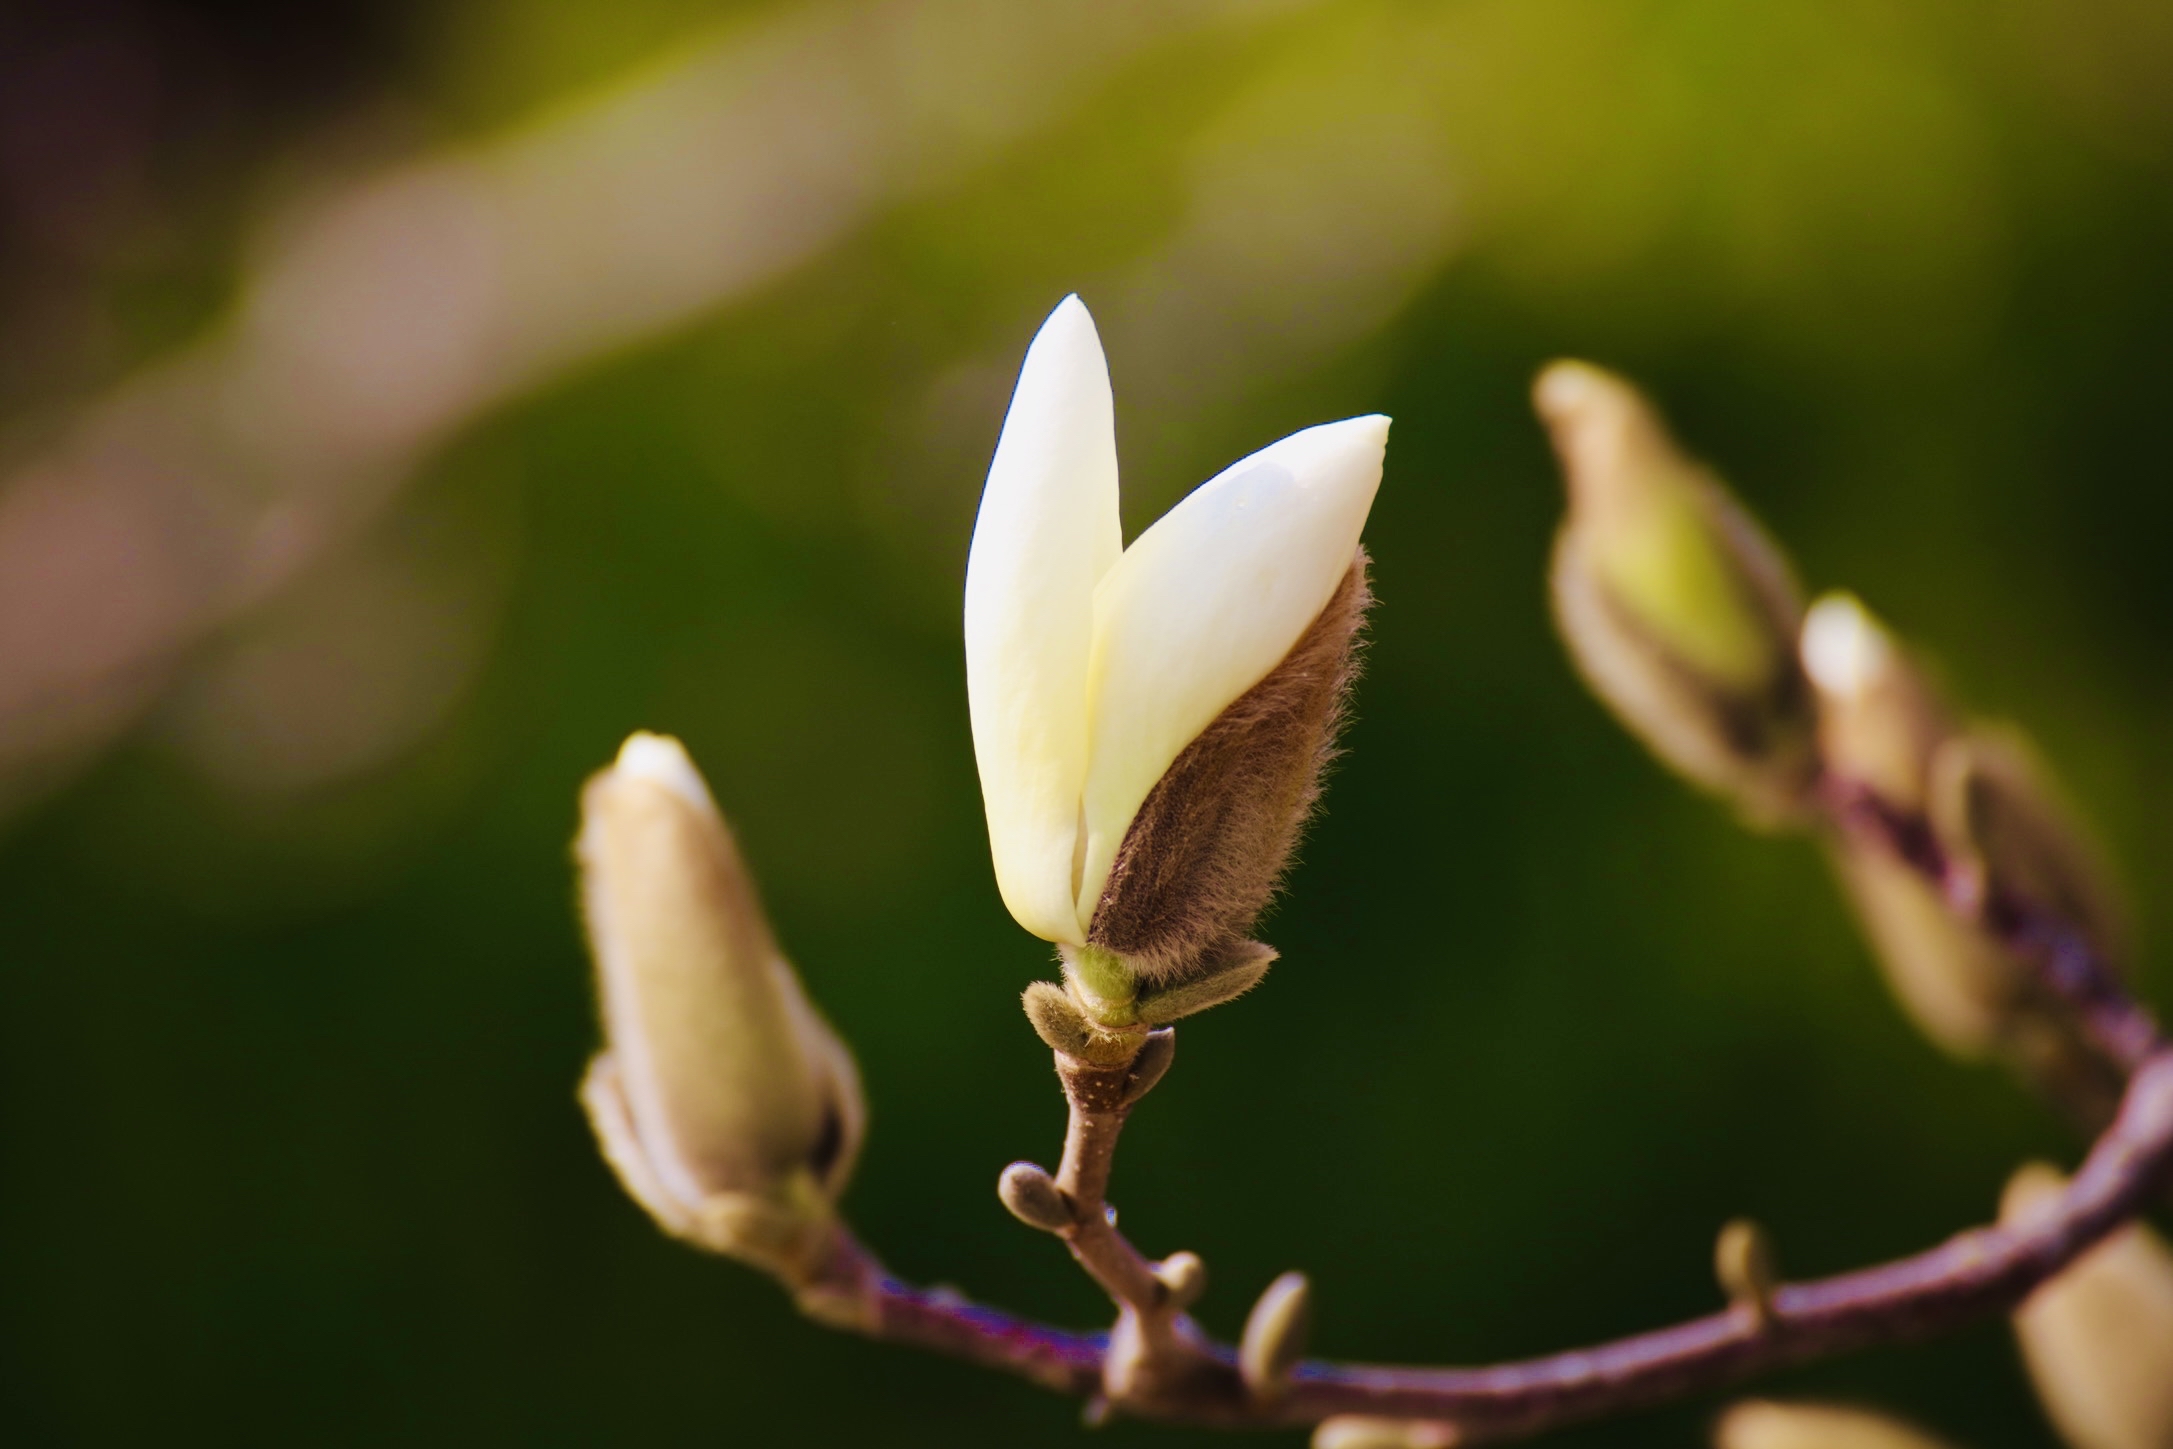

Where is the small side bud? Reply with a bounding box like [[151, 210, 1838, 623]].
[[576, 733, 864, 1278], [1715, 1400, 1958, 1449], [1240, 1271, 1313, 1402], [1314, 1416, 1461, 1449], [1154, 1249, 1208, 1309], [997, 1161, 1076, 1233], [1085, 557, 1372, 987], [1121, 1028, 1177, 1106], [1538, 362, 1815, 826], [1714, 1219, 1780, 1328], [2001, 1163, 2173, 1449]]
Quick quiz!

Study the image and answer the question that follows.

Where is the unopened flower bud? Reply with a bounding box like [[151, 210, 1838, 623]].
[[1537, 361, 1815, 826], [1805, 596, 2126, 1121], [576, 732, 864, 1277], [2002, 1163, 2173, 1449], [968, 296, 1383, 996], [1715, 1400, 1958, 1449]]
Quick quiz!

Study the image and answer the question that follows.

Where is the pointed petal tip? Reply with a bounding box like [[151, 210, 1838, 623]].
[[1261, 414, 1390, 485], [1800, 592, 1894, 700], [1317, 412, 1391, 444], [613, 731, 717, 815], [1036, 292, 1098, 343], [1532, 360, 1622, 423]]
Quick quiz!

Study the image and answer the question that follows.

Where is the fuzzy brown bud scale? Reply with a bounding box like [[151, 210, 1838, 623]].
[[1082, 552, 1372, 988]]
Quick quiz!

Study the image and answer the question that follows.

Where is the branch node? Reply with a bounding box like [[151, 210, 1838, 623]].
[[1715, 1218, 1781, 1329]]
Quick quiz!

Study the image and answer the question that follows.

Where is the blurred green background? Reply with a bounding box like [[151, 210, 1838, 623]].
[[3, 1, 2172, 1444]]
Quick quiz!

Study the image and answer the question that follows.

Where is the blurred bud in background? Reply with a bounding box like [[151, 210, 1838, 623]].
[[1715, 1400, 1961, 1449], [1537, 361, 1815, 827], [1803, 594, 2128, 1124], [1801, 594, 1951, 813], [2001, 1163, 2173, 1449], [576, 732, 864, 1277]]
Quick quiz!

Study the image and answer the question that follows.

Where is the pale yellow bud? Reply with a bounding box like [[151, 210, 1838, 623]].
[[2002, 1164, 2173, 1449], [1806, 597, 2125, 1120], [1802, 593, 1951, 810], [1538, 361, 1814, 826], [575, 732, 864, 1276], [1715, 1400, 1959, 1449]]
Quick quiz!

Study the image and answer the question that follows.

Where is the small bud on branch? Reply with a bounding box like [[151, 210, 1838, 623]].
[[999, 1161, 1076, 1233], [1715, 1219, 1780, 1329], [1240, 1271, 1313, 1403]]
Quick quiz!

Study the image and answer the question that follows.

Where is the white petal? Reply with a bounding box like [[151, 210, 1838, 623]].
[[964, 296, 1122, 943], [1075, 415, 1388, 932]]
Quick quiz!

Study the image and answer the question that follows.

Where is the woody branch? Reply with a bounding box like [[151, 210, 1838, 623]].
[[781, 773, 2171, 1442], [573, 328, 2170, 1447]]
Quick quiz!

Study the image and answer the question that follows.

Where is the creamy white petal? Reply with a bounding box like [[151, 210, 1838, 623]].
[[965, 296, 1122, 943], [1075, 415, 1387, 932]]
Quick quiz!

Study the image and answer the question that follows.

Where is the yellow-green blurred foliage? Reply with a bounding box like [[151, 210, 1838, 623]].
[[3, 2, 2171, 1446]]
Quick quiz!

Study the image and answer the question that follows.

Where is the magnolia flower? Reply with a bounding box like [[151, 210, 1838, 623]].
[[576, 732, 863, 1276], [966, 295, 1385, 992]]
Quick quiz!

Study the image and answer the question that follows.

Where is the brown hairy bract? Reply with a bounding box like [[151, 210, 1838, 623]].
[[1086, 549, 1373, 983]]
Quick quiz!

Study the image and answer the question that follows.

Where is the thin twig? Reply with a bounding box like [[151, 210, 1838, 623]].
[[1051, 1056, 1167, 1313], [776, 777, 2169, 1438]]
